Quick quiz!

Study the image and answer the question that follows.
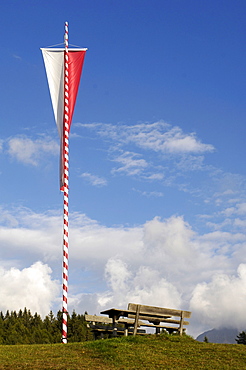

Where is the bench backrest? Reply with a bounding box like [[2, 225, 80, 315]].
[[128, 303, 191, 319]]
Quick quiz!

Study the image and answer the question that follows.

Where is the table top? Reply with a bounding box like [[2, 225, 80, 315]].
[[100, 308, 134, 319], [100, 307, 171, 321]]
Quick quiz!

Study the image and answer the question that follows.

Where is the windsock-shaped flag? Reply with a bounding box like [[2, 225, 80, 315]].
[[41, 46, 87, 189]]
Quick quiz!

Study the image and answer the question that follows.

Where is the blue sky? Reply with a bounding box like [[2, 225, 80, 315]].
[[1, 0, 246, 337]]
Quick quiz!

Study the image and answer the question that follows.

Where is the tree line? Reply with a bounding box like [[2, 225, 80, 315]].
[[2, 308, 246, 345], [0, 308, 93, 345]]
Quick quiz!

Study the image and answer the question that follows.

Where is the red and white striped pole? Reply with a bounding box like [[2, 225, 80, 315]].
[[62, 21, 69, 344]]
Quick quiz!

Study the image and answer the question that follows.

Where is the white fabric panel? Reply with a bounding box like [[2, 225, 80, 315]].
[[41, 49, 64, 139]]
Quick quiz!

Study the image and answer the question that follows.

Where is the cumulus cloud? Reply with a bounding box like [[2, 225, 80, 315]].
[[80, 172, 107, 186], [0, 262, 59, 316], [7, 135, 59, 165], [190, 264, 246, 330], [1, 206, 246, 336], [98, 258, 181, 309]]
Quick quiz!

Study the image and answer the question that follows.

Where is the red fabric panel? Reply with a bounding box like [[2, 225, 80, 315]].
[[67, 50, 86, 131]]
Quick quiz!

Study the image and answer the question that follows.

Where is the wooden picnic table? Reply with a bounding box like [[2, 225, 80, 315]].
[[100, 308, 171, 336], [101, 307, 171, 321]]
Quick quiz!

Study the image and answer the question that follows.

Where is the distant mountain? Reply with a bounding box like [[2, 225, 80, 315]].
[[196, 328, 239, 344]]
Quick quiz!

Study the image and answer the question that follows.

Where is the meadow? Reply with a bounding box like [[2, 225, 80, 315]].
[[0, 334, 246, 369]]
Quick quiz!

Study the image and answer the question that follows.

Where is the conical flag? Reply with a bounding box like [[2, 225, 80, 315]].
[[41, 48, 87, 189]]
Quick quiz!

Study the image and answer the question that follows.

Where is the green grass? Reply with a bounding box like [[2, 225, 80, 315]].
[[0, 334, 246, 369]]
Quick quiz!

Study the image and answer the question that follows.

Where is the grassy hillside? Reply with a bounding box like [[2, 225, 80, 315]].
[[0, 334, 246, 369]]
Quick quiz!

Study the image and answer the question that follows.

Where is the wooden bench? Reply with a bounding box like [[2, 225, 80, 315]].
[[84, 314, 146, 338], [127, 303, 191, 336]]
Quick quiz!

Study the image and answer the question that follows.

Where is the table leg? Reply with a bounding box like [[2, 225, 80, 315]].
[[156, 327, 160, 334]]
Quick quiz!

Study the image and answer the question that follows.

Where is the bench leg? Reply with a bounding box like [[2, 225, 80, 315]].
[[133, 305, 141, 336], [179, 311, 185, 336]]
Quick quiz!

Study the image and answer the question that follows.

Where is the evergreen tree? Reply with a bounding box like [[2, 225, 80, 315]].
[[22, 308, 32, 329], [31, 312, 43, 328], [0, 308, 92, 344], [236, 331, 246, 344], [5, 310, 10, 319], [43, 311, 61, 343], [68, 311, 88, 342]]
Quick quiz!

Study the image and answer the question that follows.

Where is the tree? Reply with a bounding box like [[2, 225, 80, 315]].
[[68, 311, 89, 342], [22, 308, 32, 329], [236, 331, 246, 344], [0, 308, 93, 344], [43, 311, 60, 343]]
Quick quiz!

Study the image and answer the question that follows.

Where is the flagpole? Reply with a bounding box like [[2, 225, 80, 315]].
[[62, 21, 69, 344]]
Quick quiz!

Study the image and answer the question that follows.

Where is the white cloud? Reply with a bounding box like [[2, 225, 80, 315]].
[[79, 121, 214, 155], [1, 206, 246, 336], [175, 154, 206, 171], [76, 121, 216, 192], [105, 258, 132, 293], [190, 264, 246, 330], [112, 151, 148, 176], [234, 218, 246, 228], [80, 172, 107, 186], [0, 262, 59, 316], [7, 135, 59, 165], [145, 173, 164, 180], [128, 123, 214, 154], [0, 208, 62, 264], [99, 259, 181, 309], [235, 202, 246, 215], [133, 188, 164, 197]]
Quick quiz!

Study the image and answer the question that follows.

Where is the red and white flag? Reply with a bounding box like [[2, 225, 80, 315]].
[[41, 48, 87, 189]]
